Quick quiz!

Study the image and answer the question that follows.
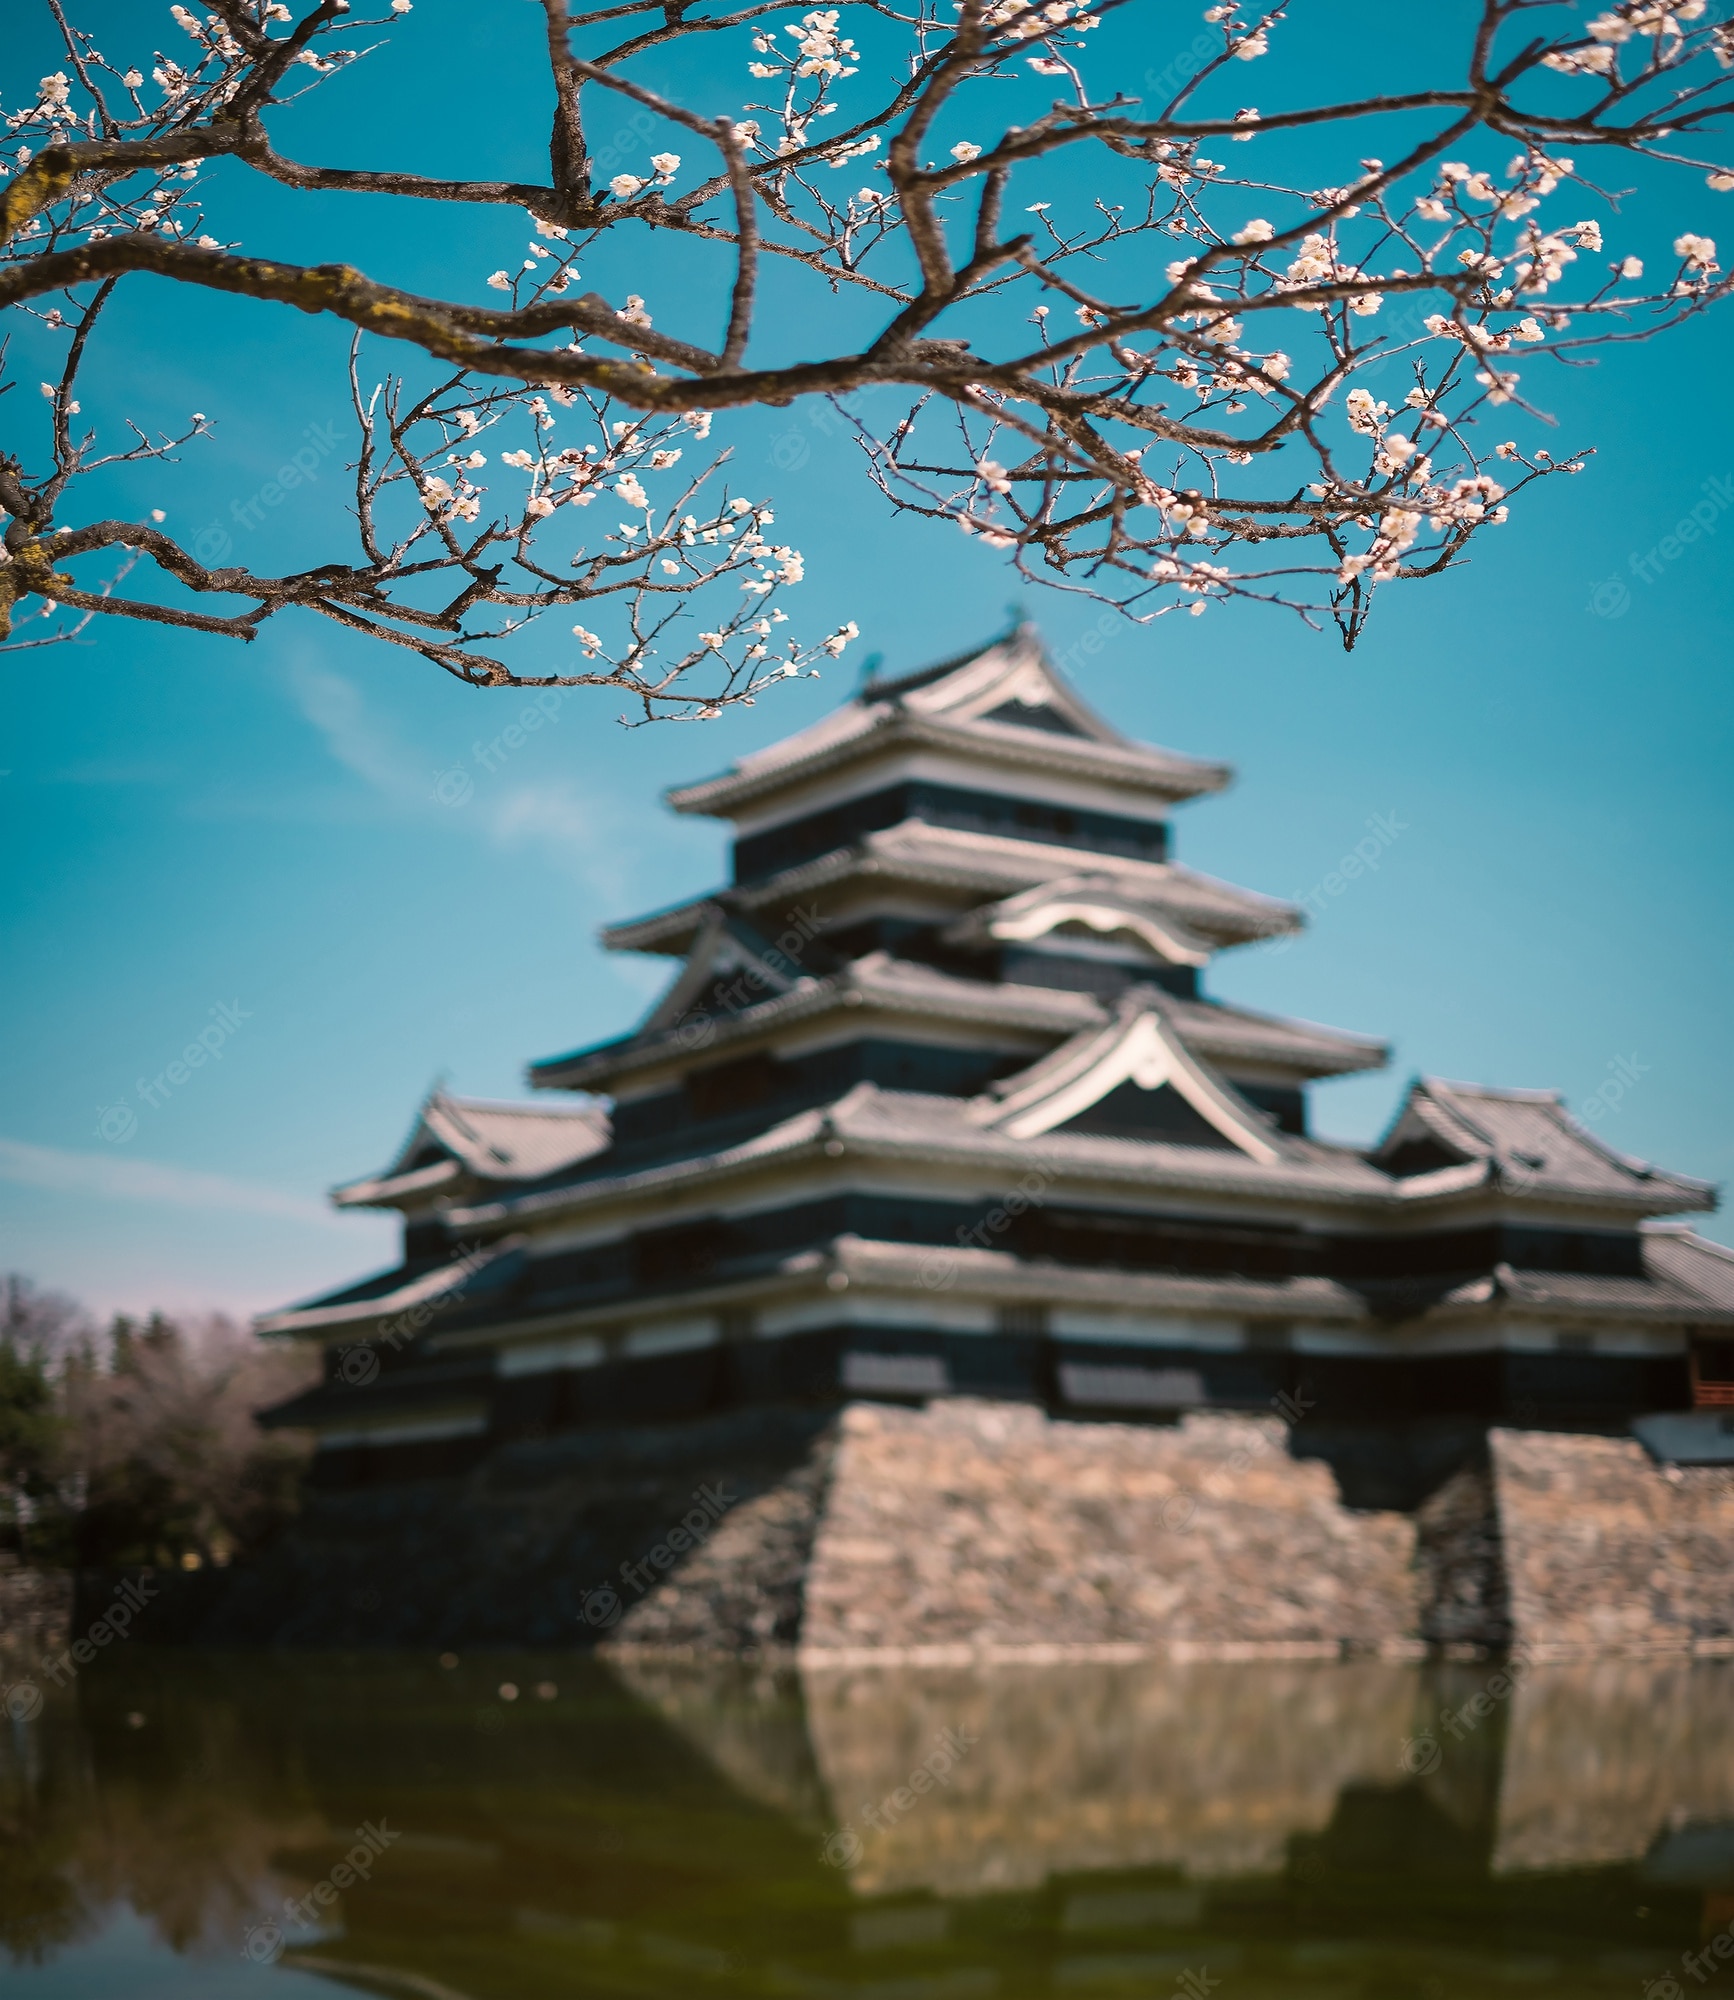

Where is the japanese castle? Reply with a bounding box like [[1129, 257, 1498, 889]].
[[260, 626, 1734, 1483]]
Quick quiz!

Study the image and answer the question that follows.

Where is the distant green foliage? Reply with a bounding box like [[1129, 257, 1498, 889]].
[[0, 1278, 317, 1571]]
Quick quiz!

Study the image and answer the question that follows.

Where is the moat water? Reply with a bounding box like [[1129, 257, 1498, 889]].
[[2, 1649, 1731, 1999]]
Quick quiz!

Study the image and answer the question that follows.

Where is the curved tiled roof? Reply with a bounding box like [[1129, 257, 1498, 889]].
[[1374, 1077, 1713, 1212], [602, 823, 1301, 960], [664, 627, 1231, 820], [333, 1090, 610, 1208], [1642, 1226, 1734, 1313], [528, 955, 1381, 1095]]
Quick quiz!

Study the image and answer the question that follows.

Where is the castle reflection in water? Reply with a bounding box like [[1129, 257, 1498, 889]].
[[3, 1652, 1731, 1998]]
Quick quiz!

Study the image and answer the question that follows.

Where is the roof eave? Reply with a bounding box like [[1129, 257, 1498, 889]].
[[331, 1157, 462, 1209], [531, 965, 1100, 1094], [664, 714, 1232, 821], [446, 1110, 1405, 1233]]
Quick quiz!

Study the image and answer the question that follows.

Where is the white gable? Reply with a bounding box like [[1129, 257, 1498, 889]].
[[977, 1005, 1283, 1159]]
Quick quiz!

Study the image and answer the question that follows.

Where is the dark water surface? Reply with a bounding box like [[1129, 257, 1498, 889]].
[[2, 1650, 1731, 1998]]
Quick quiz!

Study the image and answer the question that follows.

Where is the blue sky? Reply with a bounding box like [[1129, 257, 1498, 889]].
[[3, 1, 1731, 1314]]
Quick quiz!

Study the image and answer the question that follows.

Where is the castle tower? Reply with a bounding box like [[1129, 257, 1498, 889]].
[[260, 628, 1731, 1488]]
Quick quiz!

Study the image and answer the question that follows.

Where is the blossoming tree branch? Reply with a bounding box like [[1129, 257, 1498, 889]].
[[1, 0, 1731, 711]]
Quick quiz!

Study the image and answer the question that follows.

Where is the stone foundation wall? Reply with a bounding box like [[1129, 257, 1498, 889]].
[[798, 1400, 1424, 1660], [1414, 1462, 1511, 1652], [607, 1425, 837, 1654], [1491, 1427, 1734, 1658], [101, 1401, 1734, 1658], [609, 1407, 1733, 1663]]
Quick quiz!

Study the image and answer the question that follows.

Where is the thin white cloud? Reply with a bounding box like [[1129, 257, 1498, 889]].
[[287, 662, 628, 893], [289, 661, 426, 808], [0, 1137, 342, 1226]]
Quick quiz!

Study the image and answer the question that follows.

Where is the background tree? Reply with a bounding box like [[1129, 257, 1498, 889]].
[[56, 1310, 315, 1569], [0, 1279, 317, 1571], [0, 1276, 85, 1561], [1, 0, 1730, 710]]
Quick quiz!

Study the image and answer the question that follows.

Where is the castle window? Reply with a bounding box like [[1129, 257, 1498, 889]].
[[684, 1051, 779, 1121]]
